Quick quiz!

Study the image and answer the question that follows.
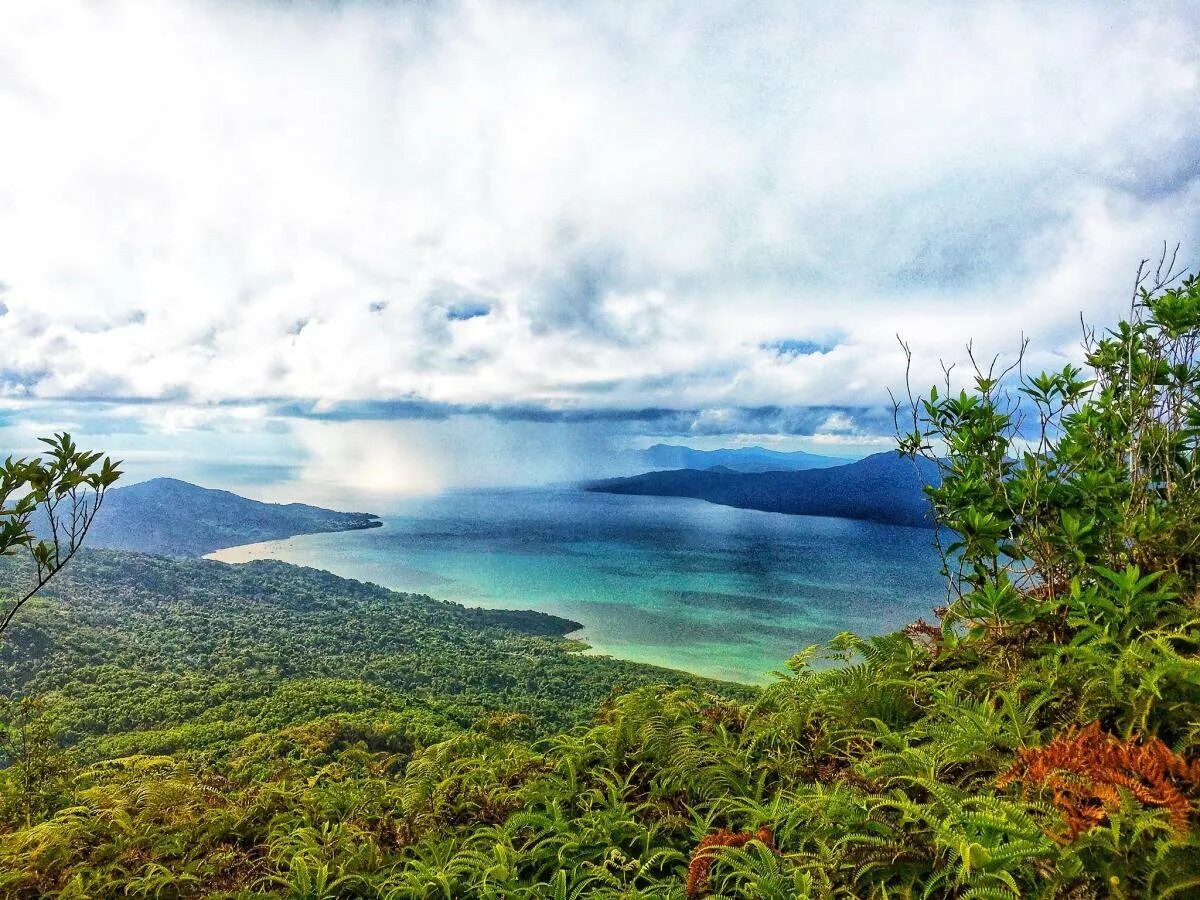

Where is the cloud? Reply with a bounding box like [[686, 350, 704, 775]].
[[266, 395, 897, 441], [0, 0, 1198, 494]]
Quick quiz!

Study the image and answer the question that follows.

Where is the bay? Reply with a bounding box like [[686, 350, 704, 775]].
[[208, 488, 945, 683]]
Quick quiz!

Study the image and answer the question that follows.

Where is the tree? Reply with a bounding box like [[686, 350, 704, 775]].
[[0, 433, 121, 636], [896, 249, 1200, 737]]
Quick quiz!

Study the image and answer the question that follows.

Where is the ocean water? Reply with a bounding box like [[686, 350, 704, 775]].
[[209, 489, 946, 683]]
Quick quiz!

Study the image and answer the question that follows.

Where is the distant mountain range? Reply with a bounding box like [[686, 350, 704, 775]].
[[588, 451, 940, 528], [634, 444, 851, 473], [79, 478, 381, 557], [70, 448, 932, 559]]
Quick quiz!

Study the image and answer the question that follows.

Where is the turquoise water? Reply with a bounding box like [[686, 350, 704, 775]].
[[210, 489, 946, 683]]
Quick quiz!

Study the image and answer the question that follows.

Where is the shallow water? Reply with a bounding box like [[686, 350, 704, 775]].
[[209, 489, 945, 683]]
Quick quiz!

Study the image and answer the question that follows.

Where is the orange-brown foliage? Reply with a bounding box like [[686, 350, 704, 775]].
[[685, 826, 775, 898], [699, 702, 745, 732], [1024, 579, 1071, 602], [903, 605, 952, 655], [902, 618, 944, 653], [999, 722, 1200, 839]]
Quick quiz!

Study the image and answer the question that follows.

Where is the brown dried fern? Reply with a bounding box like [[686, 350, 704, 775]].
[[902, 618, 944, 653], [999, 721, 1200, 839], [699, 702, 745, 732], [685, 826, 774, 898]]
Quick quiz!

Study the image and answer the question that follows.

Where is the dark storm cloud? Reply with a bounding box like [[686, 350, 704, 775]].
[[265, 397, 894, 438]]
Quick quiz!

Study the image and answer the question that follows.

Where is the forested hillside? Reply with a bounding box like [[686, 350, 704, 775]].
[[79, 478, 382, 557], [1, 274, 1200, 897], [0, 551, 740, 746]]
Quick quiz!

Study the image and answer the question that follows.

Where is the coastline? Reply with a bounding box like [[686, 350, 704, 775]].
[[205, 528, 768, 685], [202, 491, 943, 685]]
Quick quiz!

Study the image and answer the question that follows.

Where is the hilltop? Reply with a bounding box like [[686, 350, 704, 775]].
[[79, 477, 382, 557], [635, 443, 852, 473], [589, 450, 939, 528]]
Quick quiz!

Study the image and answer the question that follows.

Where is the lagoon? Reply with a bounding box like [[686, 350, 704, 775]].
[[209, 488, 945, 683]]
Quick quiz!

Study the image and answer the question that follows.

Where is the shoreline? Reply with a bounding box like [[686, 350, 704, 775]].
[[205, 527, 769, 686], [201, 491, 942, 686]]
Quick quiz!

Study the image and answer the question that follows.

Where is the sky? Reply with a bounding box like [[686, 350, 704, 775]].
[[1, 0, 1198, 507]]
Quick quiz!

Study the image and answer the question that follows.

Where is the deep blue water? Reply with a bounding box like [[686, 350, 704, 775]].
[[211, 489, 945, 683]]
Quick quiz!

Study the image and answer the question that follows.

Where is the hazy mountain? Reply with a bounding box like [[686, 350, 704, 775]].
[[587, 451, 939, 528], [636, 444, 852, 473], [78, 478, 382, 558]]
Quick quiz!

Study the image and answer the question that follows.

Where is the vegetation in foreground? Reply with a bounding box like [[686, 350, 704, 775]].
[[2, 265, 1200, 896]]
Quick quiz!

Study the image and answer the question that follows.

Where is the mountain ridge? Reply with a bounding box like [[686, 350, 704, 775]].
[[635, 443, 852, 473], [78, 477, 382, 558], [587, 450, 939, 528]]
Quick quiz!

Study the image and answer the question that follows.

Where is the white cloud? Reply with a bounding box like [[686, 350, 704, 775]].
[[0, 0, 1198, 493]]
